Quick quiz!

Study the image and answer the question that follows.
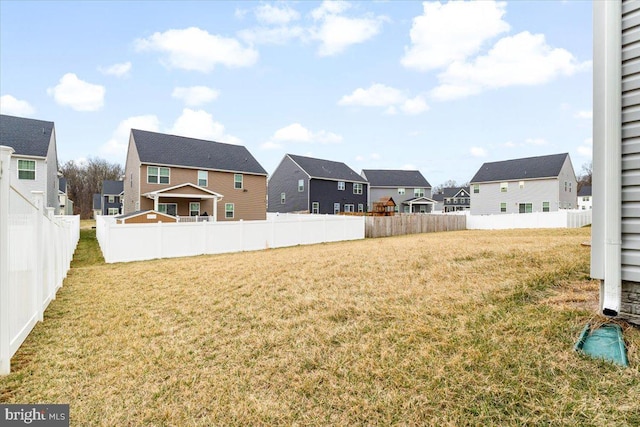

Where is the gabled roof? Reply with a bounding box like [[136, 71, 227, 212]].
[[470, 153, 570, 183], [361, 169, 430, 188], [131, 129, 267, 175], [0, 114, 54, 157], [288, 154, 366, 183], [435, 186, 470, 198], [59, 177, 67, 193], [102, 180, 124, 195], [578, 185, 592, 197]]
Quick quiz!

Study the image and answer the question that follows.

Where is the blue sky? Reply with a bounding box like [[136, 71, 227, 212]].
[[0, 0, 592, 186]]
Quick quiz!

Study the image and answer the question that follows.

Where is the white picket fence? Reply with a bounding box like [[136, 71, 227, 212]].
[[96, 212, 364, 263], [466, 209, 592, 230], [0, 146, 80, 375]]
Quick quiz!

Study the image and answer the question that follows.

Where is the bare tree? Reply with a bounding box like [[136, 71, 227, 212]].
[[432, 179, 469, 195], [60, 157, 123, 219], [577, 161, 592, 192]]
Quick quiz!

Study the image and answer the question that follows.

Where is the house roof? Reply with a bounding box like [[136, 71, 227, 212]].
[[0, 114, 54, 157], [578, 185, 592, 197], [131, 129, 267, 175], [288, 154, 366, 182], [470, 153, 570, 183], [102, 180, 124, 195], [435, 186, 470, 198], [361, 169, 431, 188], [59, 177, 67, 193]]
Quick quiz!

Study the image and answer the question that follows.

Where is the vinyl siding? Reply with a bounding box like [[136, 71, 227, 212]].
[[123, 133, 141, 214], [267, 155, 309, 213], [309, 179, 368, 214], [471, 179, 560, 215], [622, 0, 640, 282]]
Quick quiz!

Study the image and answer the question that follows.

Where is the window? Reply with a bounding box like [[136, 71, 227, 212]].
[[312, 202, 319, 214], [108, 195, 115, 203], [189, 202, 200, 216], [114, 196, 120, 204], [148, 166, 170, 184], [353, 183, 363, 195], [281, 192, 286, 204], [198, 171, 208, 187], [17, 159, 35, 180], [108, 208, 119, 215], [225, 203, 234, 219], [358, 203, 364, 213], [543, 201, 550, 212], [298, 179, 304, 192], [473, 184, 479, 194], [500, 202, 507, 213], [414, 188, 425, 197], [519, 181, 525, 189], [338, 181, 345, 191], [500, 182, 508, 192], [333, 203, 341, 214], [518, 203, 533, 214], [158, 203, 177, 216], [564, 181, 568, 192], [344, 204, 354, 213], [398, 188, 405, 195], [234, 174, 243, 189], [583, 196, 589, 202], [569, 182, 572, 192]]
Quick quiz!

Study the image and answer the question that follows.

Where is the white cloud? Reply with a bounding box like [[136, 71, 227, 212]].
[[47, 73, 105, 111], [101, 115, 160, 161], [172, 86, 219, 106], [99, 62, 132, 77], [311, 1, 352, 20], [135, 27, 258, 72], [0, 95, 35, 116], [402, 0, 509, 71], [503, 141, 517, 148], [470, 146, 488, 158], [168, 108, 242, 144], [255, 3, 300, 25], [262, 122, 342, 149], [312, 14, 385, 56], [338, 83, 428, 115], [577, 137, 592, 158], [431, 31, 590, 101], [574, 110, 593, 119]]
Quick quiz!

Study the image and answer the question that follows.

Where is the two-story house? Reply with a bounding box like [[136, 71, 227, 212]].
[[433, 187, 471, 213], [100, 180, 124, 215], [123, 129, 268, 221], [0, 114, 60, 213], [470, 153, 577, 215], [360, 169, 434, 213], [268, 154, 368, 214], [577, 185, 592, 210]]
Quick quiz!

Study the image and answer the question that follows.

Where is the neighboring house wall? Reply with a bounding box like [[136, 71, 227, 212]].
[[267, 155, 309, 213], [472, 179, 559, 215], [578, 195, 592, 210], [10, 156, 48, 202], [309, 179, 368, 214], [137, 167, 266, 221], [123, 134, 142, 214], [45, 130, 59, 213]]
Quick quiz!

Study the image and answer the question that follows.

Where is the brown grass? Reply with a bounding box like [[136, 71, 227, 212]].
[[1, 228, 639, 426]]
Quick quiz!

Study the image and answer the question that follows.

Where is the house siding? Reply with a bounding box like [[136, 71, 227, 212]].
[[267, 156, 309, 213], [309, 179, 368, 214], [45, 130, 59, 213], [10, 156, 47, 205], [123, 134, 141, 214], [137, 167, 266, 221]]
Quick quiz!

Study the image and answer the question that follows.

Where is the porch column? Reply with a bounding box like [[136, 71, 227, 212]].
[[213, 197, 218, 222], [153, 195, 159, 212]]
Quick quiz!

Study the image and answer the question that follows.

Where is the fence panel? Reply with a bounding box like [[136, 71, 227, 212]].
[[1, 146, 80, 375], [364, 214, 467, 238]]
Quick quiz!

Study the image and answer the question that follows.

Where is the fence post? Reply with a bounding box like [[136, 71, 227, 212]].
[[1, 146, 15, 374], [32, 192, 45, 321]]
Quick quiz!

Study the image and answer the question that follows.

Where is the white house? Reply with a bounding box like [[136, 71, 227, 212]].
[[0, 114, 60, 213], [577, 185, 592, 211], [469, 153, 577, 215]]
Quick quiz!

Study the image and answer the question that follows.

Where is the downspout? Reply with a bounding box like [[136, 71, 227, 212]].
[[596, 0, 622, 316]]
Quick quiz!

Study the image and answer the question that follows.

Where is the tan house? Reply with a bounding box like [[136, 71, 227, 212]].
[[123, 129, 267, 221]]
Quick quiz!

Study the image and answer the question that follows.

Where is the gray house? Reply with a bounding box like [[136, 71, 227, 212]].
[[0, 114, 60, 213], [470, 153, 577, 215], [432, 187, 471, 213], [591, 0, 639, 324], [360, 169, 434, 213], [100, 180, 124, 215], [268, 154, 368, 214]]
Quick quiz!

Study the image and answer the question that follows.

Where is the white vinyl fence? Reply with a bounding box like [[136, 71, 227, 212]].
[[1, 146, 80, 375], [96, 212, 364, 263], [466, 209, 592, 230]]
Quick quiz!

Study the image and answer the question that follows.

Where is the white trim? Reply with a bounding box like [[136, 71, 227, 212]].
[[140, 161, 267, 177]]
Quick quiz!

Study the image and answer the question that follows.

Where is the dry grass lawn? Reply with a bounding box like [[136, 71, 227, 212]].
[[1, 228, 639, 426]]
